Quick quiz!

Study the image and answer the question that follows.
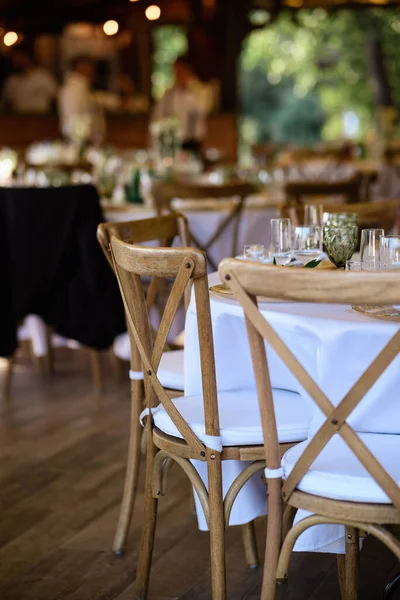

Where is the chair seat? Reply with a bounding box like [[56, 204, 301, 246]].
[[114, 333, 184, 391], [282, 432, 400, 504], [152, 389, 311, 447]]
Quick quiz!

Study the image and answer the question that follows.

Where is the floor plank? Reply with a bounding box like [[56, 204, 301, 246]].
[[0, 349, 397, 599]]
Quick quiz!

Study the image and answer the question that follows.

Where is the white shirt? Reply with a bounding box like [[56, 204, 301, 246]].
[[152, 86, 206, 143], [3, 68, 57, 113], [58, 72, 105, 141]]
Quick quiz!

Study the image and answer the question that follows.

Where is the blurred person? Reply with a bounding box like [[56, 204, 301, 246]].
[[2, 48, 57, 113], [58, 55, 106, 144], [151, 57, 207, 155]]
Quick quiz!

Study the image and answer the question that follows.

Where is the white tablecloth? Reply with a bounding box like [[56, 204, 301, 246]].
[[185, 272, 400, 551], [104, 199, 278, 268]]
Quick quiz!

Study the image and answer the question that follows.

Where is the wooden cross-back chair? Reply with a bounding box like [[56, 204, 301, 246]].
[[284, 174, 363, 206], [219, 258, 400, 600], [98, 213, 191, 316], [170, 197, 243, 271], [97, 213, 190, 555], [280, 198, 400, 235], [151, 180, 257, 270], [110, 240, 312, 599]]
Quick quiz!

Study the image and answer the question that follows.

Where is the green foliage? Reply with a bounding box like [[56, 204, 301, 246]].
[[152, 25, 188, 100], [240, 8, 400, 147], [304, 258, 322, 268]]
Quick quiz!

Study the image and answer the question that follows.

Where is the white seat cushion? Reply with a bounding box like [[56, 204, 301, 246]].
[[153, 388, 311, 447], [158, 350, 184, 391], [282, 432, 400, 504], [114, 333, 184, 391]]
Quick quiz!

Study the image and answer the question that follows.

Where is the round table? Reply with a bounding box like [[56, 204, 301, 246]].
[[184, 271, 400, 552]]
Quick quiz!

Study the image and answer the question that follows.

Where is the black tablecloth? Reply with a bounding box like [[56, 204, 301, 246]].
[[0, 184, 126, 357]]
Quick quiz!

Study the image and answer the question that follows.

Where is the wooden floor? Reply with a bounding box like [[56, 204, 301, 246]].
[[0, 349, 398, 600]]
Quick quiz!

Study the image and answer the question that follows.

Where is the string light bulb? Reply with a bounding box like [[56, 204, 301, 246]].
[[145, 5, 161, 20], [4, 31, 18, 47], [103, 20, 119, 36]]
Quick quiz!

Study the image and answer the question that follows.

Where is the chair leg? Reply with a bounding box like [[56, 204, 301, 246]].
[[207, 454, 226, 599], [231, 198, 245, 258], [344, 527, 359, 600], [89, 349, 103, 394], [189, 487, 197, 516], [337, 554, 346, 600], [134, 424, 159, 600], [282, 505, 297, 540], [382, 572, 400, 600], [29, 343, 45, 376], [113, 380, 144, 555], [3, 356, 14, 398], [113, 355, 127, 383], [45, 327, 55, 377], [241, 521, 259, 569], [261, 479, 283, 600]]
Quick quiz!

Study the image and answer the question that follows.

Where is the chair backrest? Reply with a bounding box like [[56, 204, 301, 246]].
[[280, 198, 400, 233], [150, 179, 256, 212], [284, 174, 362, 205], [97, 213, 190, 270], [168, 184, 256, 271], [97, 213, 191, 360], [170, 198, 239, 212], [218, 258, 400, 511], [110, 240, 219, 462]]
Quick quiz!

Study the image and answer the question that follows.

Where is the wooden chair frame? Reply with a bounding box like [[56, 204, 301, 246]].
[[110, 241, 292, 599], [151, 180, 256, 271], [284, 175, 363, 205], [5, 317, 103, 397], [97, 214, 190, 555], [219, 259, 400, 600], [170, 197, 244, 271]]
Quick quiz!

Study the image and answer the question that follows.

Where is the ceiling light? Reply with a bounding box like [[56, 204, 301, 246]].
[[4, 31, 18, 47], [145, 5, 161, 20], [103, 20, 119, 36]]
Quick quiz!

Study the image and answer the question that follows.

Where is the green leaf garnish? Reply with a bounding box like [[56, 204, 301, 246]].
[[304, 259, 322, 268]]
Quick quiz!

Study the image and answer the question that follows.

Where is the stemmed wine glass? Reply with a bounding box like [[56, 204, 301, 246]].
[[324, 226, 358, 269]]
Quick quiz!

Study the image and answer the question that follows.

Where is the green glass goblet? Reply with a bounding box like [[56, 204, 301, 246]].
[[323, 212, 359, 228], [323, 225, 358, 269]]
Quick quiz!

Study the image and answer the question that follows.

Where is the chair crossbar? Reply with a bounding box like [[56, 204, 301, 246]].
[[227, 272, 400, 510], [178, 197, 245, 271], [284, 329, 400, 502], [149, 261, 193, 372], [112, 252, 206, 460]]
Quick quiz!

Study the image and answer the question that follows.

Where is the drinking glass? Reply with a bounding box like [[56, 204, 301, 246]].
[[381, 235, 400, 268], [293, 226, 322, 264], [360, 229, 384, 265], [304, 204, 323, 227], [243, 244, 265, 261], [346, 260, 381, 271], [324, 225, 358, 269], [323, 212, 359, 228], [346, 260, 362, 271], [270, 218, 292, 265]]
